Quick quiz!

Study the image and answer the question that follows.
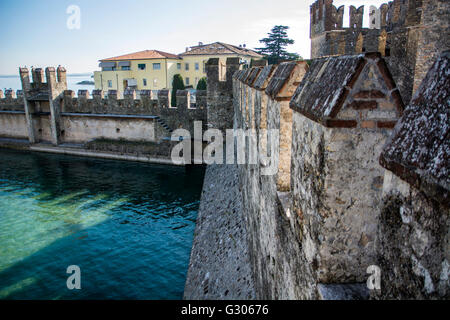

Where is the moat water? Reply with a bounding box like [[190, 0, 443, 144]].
[[0, 148, 205, 299]]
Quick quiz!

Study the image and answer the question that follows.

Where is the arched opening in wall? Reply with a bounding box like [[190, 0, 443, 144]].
[[356, 33, 364, 53], [378, 29, 387, 56]]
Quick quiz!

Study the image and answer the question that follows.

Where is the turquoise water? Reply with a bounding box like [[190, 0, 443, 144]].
[[0, 148, 204, 300]]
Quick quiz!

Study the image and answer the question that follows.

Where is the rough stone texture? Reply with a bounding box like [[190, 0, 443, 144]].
[[380, 50, 449, 205], [245, 67, 262, 86], [5, 67, 207, 149], [184, 164, 256, 300], [62, 89, 207, 137], [235, 76, 318, 298], [310, 0, 450, 104], [232, 61, 399, 297], [0, 91, 25, 111], [0, 112, 28, 139], [206, 58, 240, 133], [265, 62, 308, 100], [375, 171, 449, 299], [252, 65, 276, 91], [413, 0, 450, 93], [85, 138, 177, 160], [290, 53, 403, 128], [375, 50, 449, 299], [291, 113, 390, 283], [318, 283, 369, 300]]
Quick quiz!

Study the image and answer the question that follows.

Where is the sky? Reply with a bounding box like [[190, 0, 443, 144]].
[[0, 0, 388, 75]]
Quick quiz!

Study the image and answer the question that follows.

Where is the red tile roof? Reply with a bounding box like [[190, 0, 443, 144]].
[[100, 50, 180, 61], [180, 42, 262, 58]]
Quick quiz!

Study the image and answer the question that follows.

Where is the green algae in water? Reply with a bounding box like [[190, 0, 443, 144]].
[[0, 148, 204, 299]]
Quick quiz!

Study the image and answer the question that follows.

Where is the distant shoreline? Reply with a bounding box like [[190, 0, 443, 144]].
[[0, 74, 93, 78]]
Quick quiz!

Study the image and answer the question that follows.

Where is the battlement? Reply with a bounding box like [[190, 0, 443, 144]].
[[60, 88, 206, 115], [206, 57, 242, 131], [19, 66, 67, 94], [310, 0, 422, 38]]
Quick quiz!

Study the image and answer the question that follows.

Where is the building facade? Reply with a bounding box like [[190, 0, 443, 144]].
[[94, 50, 182, 94], [94, 42, 262, 93]]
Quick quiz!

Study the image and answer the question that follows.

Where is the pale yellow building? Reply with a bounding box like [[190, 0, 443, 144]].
[[94, 42, 262, 92], [178, 42, 262, 87], [94, 50, 182, 93]]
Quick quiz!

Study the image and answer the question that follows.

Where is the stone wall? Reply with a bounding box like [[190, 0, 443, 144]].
[[206, 58, 240, 132], [376, 51, 449, 299], [0, 112, 28, 139], [233, 53, 404, 299], [0, 67, 207, 150], [309, 0, 450, 104], [375, 172, 449, 299], [234, 64, 318, 299]]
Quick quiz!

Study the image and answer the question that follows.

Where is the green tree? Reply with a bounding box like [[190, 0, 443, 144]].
[[256, 25, 300, 65], [196, 77, 207, 90], [171, 74, 185, 107]]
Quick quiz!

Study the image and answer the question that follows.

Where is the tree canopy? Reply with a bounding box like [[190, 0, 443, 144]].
[[171, 74, 185, 107], [196, 77, 207, 90], [256, 25, 300, 65]]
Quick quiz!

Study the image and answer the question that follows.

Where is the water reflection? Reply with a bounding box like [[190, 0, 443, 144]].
[[0, 149, 204, 299]]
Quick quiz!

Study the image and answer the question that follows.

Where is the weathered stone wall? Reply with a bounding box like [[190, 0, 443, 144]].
[[60, 115, 156, 144], [233, 53, 404, 299], [206, 58, 240, 132], [291, 114, 389, 283], [0, 112, 28, 139], [0, 84, 206, 148], [412, 0, 450, 93], [309, 0, 449, 104], [375, 171, 449, 299], [234, 71, 318, 299], [62, 89, 207, 136], [0, 90, 25, 111]]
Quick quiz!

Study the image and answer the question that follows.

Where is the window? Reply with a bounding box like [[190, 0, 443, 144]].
[[185, 77, 190, 85], [153, 63, 161, 70], [138, 64, 146, 70], [121, 66, 130, 71], [185, 63, 189, 71], [108, 80, 112, 88], [143, 78, 147, 86], [203, 62, 206, 73], [177, 63, 181, 70], [195, 62, 199, 71]]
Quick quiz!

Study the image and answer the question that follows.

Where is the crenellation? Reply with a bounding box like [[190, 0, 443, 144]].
[[32, 68, 45, 84], [56, 66, 67, 84], [78, 90, 90, 99], [5, 89, 16, 100], [108, 89, 120, 100]]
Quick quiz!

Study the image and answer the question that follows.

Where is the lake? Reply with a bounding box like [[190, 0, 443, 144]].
[[0, 149, 205, 299]]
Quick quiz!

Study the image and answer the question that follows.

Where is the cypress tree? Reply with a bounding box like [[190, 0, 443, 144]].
[[171, 74, 185, 107], [196, 77, 207, 90]]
